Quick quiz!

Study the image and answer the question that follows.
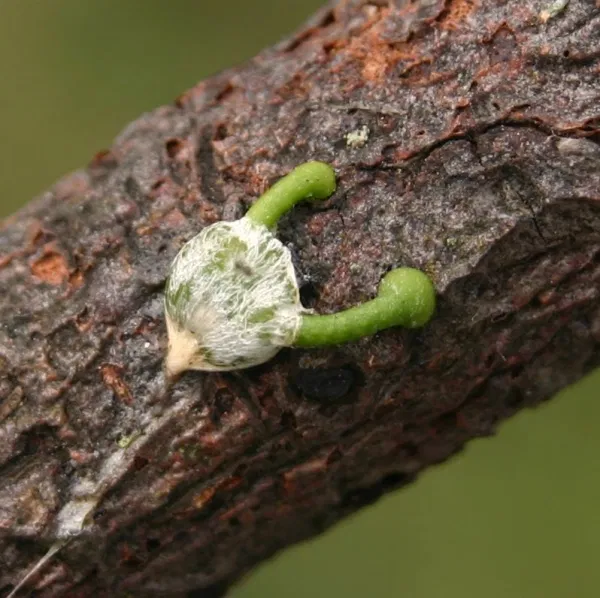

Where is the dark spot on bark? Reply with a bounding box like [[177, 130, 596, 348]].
[[382, 144, 398, 162], [487, 25, 517, 66], [340, 471, 414, 509], [491, 311, 509, 323], [187, 581, 229, 598], [133, 456, 149, 471], [327, 447, 343, 465], [213, 387, 235, 422], [280, 410, 296, 429], [319, 10, 336, 28], [402, 442, 419, 458], [291, 365, 359, 402], [465, 378, 487, 401], [233, 463, 248, 477], [434, 410, 458, 432], [124, 176, 142, 200], [215, 83, 235, 103], [93, 508, 107, 522], [123, 555, 142, 569], [146, 538, 161, 552], [174, 531, 190, 546], [505, 387, 525, 408], [88, 149, 118, 171], [284, 29, 315, 53], [214, 123, 228, 141], [323, 41, 337, 56], [62, 461, 75, 477], [510, 364, 525, 379], [151, 178, 166, 190]]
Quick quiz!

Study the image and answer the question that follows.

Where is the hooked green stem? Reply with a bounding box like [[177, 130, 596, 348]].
[[245, 161, 336, 229], [294, 267, 436, 347]]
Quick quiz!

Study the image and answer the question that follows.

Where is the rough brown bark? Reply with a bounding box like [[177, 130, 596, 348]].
[[1, 0, 599, 595]]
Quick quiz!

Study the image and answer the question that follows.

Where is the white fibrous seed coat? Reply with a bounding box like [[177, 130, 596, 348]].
[[164, 217, 303, 373]]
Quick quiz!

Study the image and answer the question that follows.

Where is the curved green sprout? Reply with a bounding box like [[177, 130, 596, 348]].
[[295, 267, 436, 347], [246, 161, 337, 229], [164, 161, 436, 375]]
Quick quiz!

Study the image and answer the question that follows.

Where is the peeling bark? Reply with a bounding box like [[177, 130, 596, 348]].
[[1, 0, 599, 596]]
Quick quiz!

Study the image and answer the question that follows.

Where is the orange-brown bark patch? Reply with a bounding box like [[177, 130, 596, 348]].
[[31, 250, 69, 285]]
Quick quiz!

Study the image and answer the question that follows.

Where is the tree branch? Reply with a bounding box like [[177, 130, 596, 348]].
[[1, 0, 599, 595]]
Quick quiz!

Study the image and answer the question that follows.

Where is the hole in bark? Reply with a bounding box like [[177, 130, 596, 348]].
[[165, 138, 184, 159], [563, 49, 570, 58], [320, 10, 336, 27], [291, 365, 359, 402], [299, 280, 320, 307], [228, 516, 241, 528], [20, 424, 57, 457]]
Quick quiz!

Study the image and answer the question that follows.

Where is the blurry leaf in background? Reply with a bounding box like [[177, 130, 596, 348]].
[[0, 0, 322, 210], [1, 2, 599, 597]]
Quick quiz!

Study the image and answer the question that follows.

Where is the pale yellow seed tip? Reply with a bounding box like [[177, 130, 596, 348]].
[[165, 315, 204, 378]]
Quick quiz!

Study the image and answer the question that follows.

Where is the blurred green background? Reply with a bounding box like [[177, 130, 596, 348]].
[[1, 2, 598, 597]]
